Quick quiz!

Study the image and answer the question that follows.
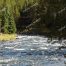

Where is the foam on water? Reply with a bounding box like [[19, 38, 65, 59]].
[[0, 35, 66, 66], [13, 48, 26, 51]]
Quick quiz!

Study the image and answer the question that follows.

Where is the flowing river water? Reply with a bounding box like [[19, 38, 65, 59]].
[[0, 35, 66, 66]]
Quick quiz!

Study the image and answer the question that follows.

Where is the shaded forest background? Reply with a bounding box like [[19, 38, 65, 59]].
[[0, 0, 66, 38]]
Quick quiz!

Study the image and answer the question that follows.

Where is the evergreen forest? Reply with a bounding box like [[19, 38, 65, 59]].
[[0, 0, 66, 38]]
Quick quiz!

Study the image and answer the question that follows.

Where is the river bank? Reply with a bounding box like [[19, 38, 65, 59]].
[[0, 34, 16, 41]]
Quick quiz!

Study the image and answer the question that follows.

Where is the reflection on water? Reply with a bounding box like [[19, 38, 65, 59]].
[[0, 35, 66, 66]]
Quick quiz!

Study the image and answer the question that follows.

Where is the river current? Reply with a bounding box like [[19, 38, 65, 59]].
[[0, 35, 66, 66]]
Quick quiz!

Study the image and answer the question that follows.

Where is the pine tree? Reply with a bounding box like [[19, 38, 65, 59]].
[[2, 6, 16, 34], [0, 18, 1, 33], [3, 7, 9, 33], [8, 11, 16, 34], [0, 0, 36, 34]]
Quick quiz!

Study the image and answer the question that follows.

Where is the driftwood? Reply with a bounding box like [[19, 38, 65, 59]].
[[22, 18, 41, 33]]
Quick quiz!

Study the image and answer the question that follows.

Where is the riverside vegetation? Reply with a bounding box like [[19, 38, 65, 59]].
[[0, 34, 16, 41], [0, 0, 37, 40], [16, 0, 66, 38], [0, 0, 66, 40]]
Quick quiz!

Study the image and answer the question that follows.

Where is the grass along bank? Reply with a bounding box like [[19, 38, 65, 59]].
[[0, 34, 17, 41]]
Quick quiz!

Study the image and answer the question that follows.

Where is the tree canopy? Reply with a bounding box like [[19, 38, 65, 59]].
[[0, 0, 66, 37]]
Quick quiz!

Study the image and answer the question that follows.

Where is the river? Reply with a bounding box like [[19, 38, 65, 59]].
[[0, 35, 66, 66]]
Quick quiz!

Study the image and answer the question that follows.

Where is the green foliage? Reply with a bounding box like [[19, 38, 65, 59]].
[[0, 18, 2, 32], [8, 12, 16, 34], [0, 0, 36, 34], [3, 7, 9, 33]]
